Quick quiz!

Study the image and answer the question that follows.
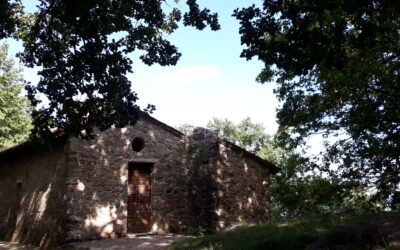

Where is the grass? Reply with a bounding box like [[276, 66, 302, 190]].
[[169, 215, 383, 250]]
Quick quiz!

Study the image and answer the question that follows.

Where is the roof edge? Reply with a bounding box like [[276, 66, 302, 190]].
[[140, 114, 184, 138], [0, 115, 183, 158], [0, 116, 281, 175], [0, 137, 67, 161], [0, 141, 31, 158], [217, 138, 281, 174]]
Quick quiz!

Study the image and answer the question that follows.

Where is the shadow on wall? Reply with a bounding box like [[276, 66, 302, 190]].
[[64, 126, 164, 241], [213, 145, 271, 229], [162, 128, 220, 233], [187, 151, 219, 233], [0, 124, 271, 248], [159, 127, 270, 233], [63, 125, 269, 241], [64, 125, 197, 240], [0, 142, 68, 249]]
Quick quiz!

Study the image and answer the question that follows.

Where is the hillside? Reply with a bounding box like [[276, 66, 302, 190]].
[[171, 213, 400, 250]]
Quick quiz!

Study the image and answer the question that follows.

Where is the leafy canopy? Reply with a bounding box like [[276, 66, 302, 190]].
[[234, 0, 400, 208], [0, 0, 219, 142], [0, 43, 32, 150], [207, 117, 272, 155]]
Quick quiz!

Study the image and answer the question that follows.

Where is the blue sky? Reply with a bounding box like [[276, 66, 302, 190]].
[[8, 0, 280, 133], [131, 0, 279, 131]]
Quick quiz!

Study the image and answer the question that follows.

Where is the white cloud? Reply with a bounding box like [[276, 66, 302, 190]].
[[152, 65, 221, 86]]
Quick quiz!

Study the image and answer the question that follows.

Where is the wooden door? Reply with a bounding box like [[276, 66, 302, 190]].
[[127, 163, 152, 234]]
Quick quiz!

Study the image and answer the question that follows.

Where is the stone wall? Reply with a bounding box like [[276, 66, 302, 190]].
[[185, 128, 220, 232], [64, 123, 272, 240], [185, 128, 271, 232], [64, 119, 192, 241], [0, 143, 68, 248], [214, 141, 270, 230], [0, 119, 273, 246]]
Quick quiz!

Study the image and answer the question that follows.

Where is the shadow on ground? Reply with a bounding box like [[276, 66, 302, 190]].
[[0, 241, 40, 250], [65, 234, 193, 250]]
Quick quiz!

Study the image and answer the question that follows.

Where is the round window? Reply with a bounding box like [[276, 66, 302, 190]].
[[131, 137, 145, 152]]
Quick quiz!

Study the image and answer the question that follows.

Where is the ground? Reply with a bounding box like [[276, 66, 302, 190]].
[[171, 212, 400, 249], [67, 234, 193, 250], [0, 234, 192, 250], [1, 213, 399, 249], [0, 241, 39, 250], [306, 213, 400, 249]]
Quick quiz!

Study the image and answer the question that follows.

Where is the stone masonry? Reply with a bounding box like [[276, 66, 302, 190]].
[[0, 116, 279, 248], [64, 118, 191, 241]]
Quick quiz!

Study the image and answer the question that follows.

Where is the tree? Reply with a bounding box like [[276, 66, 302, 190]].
[[234, 1, 400, 208], [178, 117, 291, 168], [0, 0, 219, 142], [207, 117, 272, 154], [177, 123, 197, 136], [0, 43, 31, 150], [0, 0, 22, 39]]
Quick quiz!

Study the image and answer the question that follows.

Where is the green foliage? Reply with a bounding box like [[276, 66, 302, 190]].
[[176, 123, 196, 136], [207, 117, 272, 154], [207, 117, 299, 173], [272, 176, 334, 219], [272, 175, 360, 220], [187, 226, 206, 237], [0, 0, 22, 39], [171, 214, 395, 250], [234, 0, 400, 208], [0, 0, 219, 142], [0, 43, 31, 150], [340, 187, 387, 214]]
